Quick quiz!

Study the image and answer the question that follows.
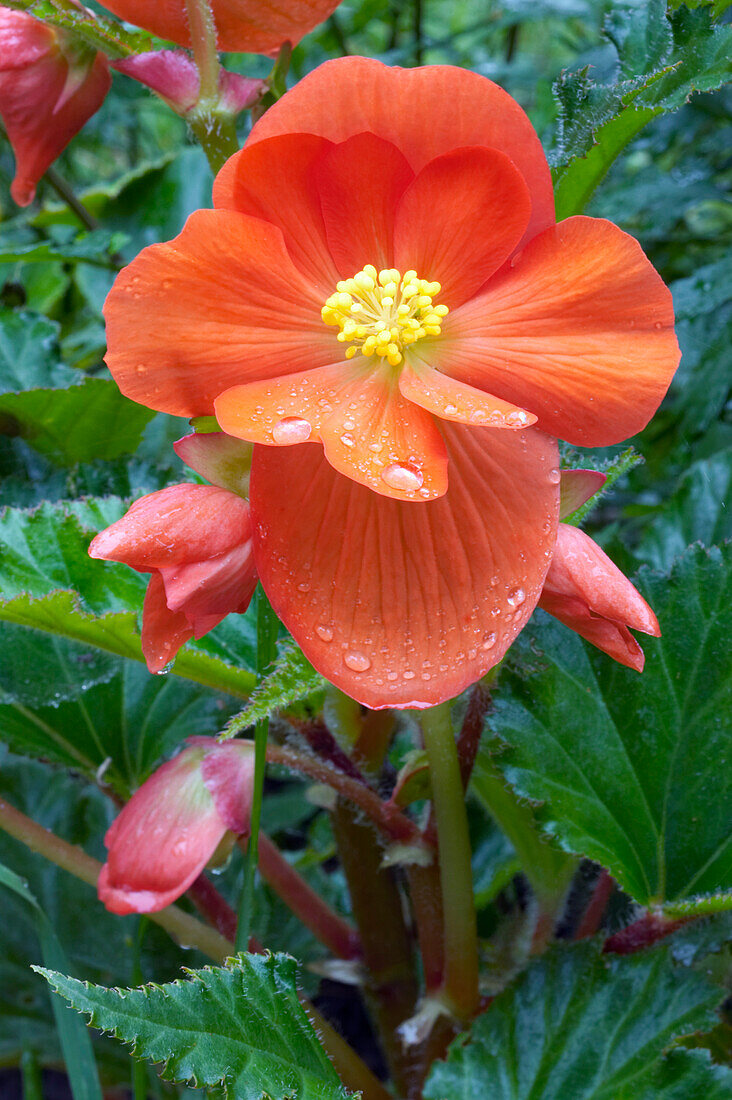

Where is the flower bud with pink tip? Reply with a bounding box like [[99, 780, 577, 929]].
[[98, 738, 255, 914], [0, 8, 110, 206], [89, 433, 256, 672]]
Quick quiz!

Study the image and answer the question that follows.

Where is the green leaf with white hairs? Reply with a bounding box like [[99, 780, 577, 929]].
[[424, 942, 722, 1100], [223, 641, 326, 737], [38, 954, 352, 1100]]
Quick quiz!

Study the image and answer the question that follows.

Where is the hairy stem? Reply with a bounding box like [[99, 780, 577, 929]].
[[420, 703, 479, 1019], [183, 0, 239, 171]]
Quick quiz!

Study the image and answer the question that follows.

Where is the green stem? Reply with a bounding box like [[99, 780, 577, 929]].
[[183, 0, 239, 172], [21, 1049, 43, 1100], [471, 750, 576, 912], [663, 894, 732, 919], [235, 589, 278, 952], [421, 703, 479, 1020]]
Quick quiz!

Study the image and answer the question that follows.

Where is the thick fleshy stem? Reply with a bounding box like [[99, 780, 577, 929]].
[[420, 703, 480, 1020], [183, 0, 238, 172], [0, 796, 390, 1100], [239, 833, 362, 961]]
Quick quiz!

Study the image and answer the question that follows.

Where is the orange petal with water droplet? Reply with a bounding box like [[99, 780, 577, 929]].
[[250, 422, 559, 708], [400, 359, 536, 429]]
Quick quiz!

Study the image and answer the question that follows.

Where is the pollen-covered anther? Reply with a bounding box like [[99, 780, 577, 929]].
[[321, 265, 449, 367]]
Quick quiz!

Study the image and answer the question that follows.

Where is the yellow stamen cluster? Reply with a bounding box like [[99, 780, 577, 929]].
[[321, 265, 448, 367]]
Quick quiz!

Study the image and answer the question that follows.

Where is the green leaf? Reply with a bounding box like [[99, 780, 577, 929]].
[[0, 623, 237, 796], [0, 230, 126, 269], [423, 942, 721, 1100], [0, 499, 256, 699], [0, 309, 153, 464], [0, 863, 104, 1100], [39, 954, 350, 1100], [224, 641, 325, 736], [626, 1049, 732, 1100], [487, 544, 732, 906], [552, 3, 732, 217]]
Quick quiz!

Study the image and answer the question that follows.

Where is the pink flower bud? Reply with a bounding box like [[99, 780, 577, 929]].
[[98, 739, 255, 914], [112, 50, 264, 116], [89, 482, 256, 672], [0, 9, 110, 206], [539, 523, 660, 671]]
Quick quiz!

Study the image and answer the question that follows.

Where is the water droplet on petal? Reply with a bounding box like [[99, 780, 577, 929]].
[[547, 467, 561, 484], [272, 417, 311, 444], [444, 404, 458, 415], [344, 651, 371, 672], [316, 625, 334, 642], [381, 462, 424, 492], [341, 433, 355, 448], [482, 632, 496, 650], [507, 587, 525, 608]]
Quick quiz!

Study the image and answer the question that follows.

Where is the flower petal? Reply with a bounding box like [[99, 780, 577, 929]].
[[559, 469, 607, 520], [174, 432, 252, 496], [250, 422, 559, 708], [200, 741, 256, 834], [89, 484, 252, 570], [543, 524, 660, 636], [539, 591, 647, 671], [400, 358, 536, 429], [159, 540, 257, 635], [96, 0, 342, 53], [98, 746, 225, 915], [104, 209, 332, 417], [444, 216, 680, 446], [141, 573, 193, 673], [216, 364, 449, 501], [248, 56, 555, 245], [315, 132, 414, 276], [394, 146, 530, 306], [213, 133, 340, 289]]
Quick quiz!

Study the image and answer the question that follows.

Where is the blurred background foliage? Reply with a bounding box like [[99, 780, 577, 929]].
[[0, 0, 730, 1093]]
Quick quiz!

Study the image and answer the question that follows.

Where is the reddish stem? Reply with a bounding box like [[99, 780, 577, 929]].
[[457, 683, 490, 789], [293, 718, 368, 782], [575, 869, 615, 940], [266, 743, 425, 848], [603, 912, 688, 955], [248, 834, 362, 960]]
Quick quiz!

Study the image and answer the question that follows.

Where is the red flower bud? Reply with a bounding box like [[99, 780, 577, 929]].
[[0, 9, 110, 205], [89, 480, 256, 672], [112, 50, 264, 117], [539, 523, 660, 670], [98, 739, 255, 914]]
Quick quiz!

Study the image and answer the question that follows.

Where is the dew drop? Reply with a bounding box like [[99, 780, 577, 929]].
[[506, 410, 529, 427], [342, 418, 356, 430], [507, 587, 525, 608], [341, 433, 355, 448], [344, 651, 371, 672], [297, 582, 310, 593], [403, 670, 416, 680], [316, 625, 334, 642], [135, 363, 147, 375], [547, 467, 561, 484], [482, 632, 496, 651], [272, 417, 311, 444], [381, 462, 424, 492], [444, 404, 458, 415]]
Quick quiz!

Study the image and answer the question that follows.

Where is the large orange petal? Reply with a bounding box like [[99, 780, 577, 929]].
[[399, 358, 536, 429], [216, 363, 449, 501], [96, 0, 341, 54], [212, 133, 339, 289], [442, 216, 680, 446], [140, 573, 194, 674], [248, 57, 555, 246], [104, 209, 332, 417], [394, 147, 530, 306], [315, 133, 414, 276], [250, 423, 559, 708]]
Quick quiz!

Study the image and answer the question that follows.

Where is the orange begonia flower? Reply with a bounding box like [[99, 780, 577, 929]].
[[0, 8, 110, 206], [89, 442, 256, 672], [96, 0, 342, 54], [99, 738, 255, 914], [102, 58, 679, 708]]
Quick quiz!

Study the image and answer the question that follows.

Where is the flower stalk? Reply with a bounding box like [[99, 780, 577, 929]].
[[183, 0, 238, 171], [420, 703, 480, 1020]]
